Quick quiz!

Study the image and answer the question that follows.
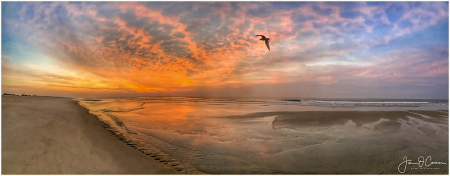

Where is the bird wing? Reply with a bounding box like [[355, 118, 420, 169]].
[[255, 35, 266, 39], [265, 40, 270, 51]]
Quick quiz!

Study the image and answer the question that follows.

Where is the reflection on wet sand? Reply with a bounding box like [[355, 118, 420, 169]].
[[79, 98, 448, 174]]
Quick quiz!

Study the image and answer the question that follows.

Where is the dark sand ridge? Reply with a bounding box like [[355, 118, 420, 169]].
[[220, 110, 448, 129], [1, 95, 197, 174]]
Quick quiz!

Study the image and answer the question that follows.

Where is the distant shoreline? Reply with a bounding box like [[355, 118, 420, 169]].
[[4, 94, 447, 102]]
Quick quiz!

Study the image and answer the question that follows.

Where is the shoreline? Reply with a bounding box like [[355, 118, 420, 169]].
[[78, 97, 448, 174], [1, 95, 191, 174], [75, 98, 203, 174], [3, 95, 448, 174]]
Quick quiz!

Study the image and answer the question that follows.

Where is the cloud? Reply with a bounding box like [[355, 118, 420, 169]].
[[1, 2, 448, 98], [372, 23, 393, 36], [385, 4, 405, 23], [340, 11, 362, 19], [398, 19, 413, 28], [312, 6, 333, 16], [161, 2, 193, 16], [290, 13, 317, 23], [269, 2, 306, 10], [96, 7, 119, 18]]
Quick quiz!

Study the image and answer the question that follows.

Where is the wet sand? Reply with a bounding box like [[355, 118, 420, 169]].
[[89, 100, 448, 174], [1, 95, 182, 174], [3, 95, 448, 174], [216, 111, 448, 174]]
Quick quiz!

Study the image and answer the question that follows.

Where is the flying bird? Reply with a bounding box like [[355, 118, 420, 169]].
[[255, 35, 270, 51]]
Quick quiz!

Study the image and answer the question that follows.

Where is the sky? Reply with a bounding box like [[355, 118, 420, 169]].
[[1, 1, 449, 99]]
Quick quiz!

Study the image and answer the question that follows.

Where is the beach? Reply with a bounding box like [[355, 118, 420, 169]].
[[2, 95, 448, 174], [78, 97, 449, 174], [2, 1, 448, 175], [1, 95, 190, 174]]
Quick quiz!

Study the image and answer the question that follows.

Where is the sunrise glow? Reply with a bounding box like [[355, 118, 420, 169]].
[[2, 2, 448, 98]]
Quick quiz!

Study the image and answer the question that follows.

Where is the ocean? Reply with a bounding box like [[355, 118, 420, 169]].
[[77, 97, 448, 174]]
